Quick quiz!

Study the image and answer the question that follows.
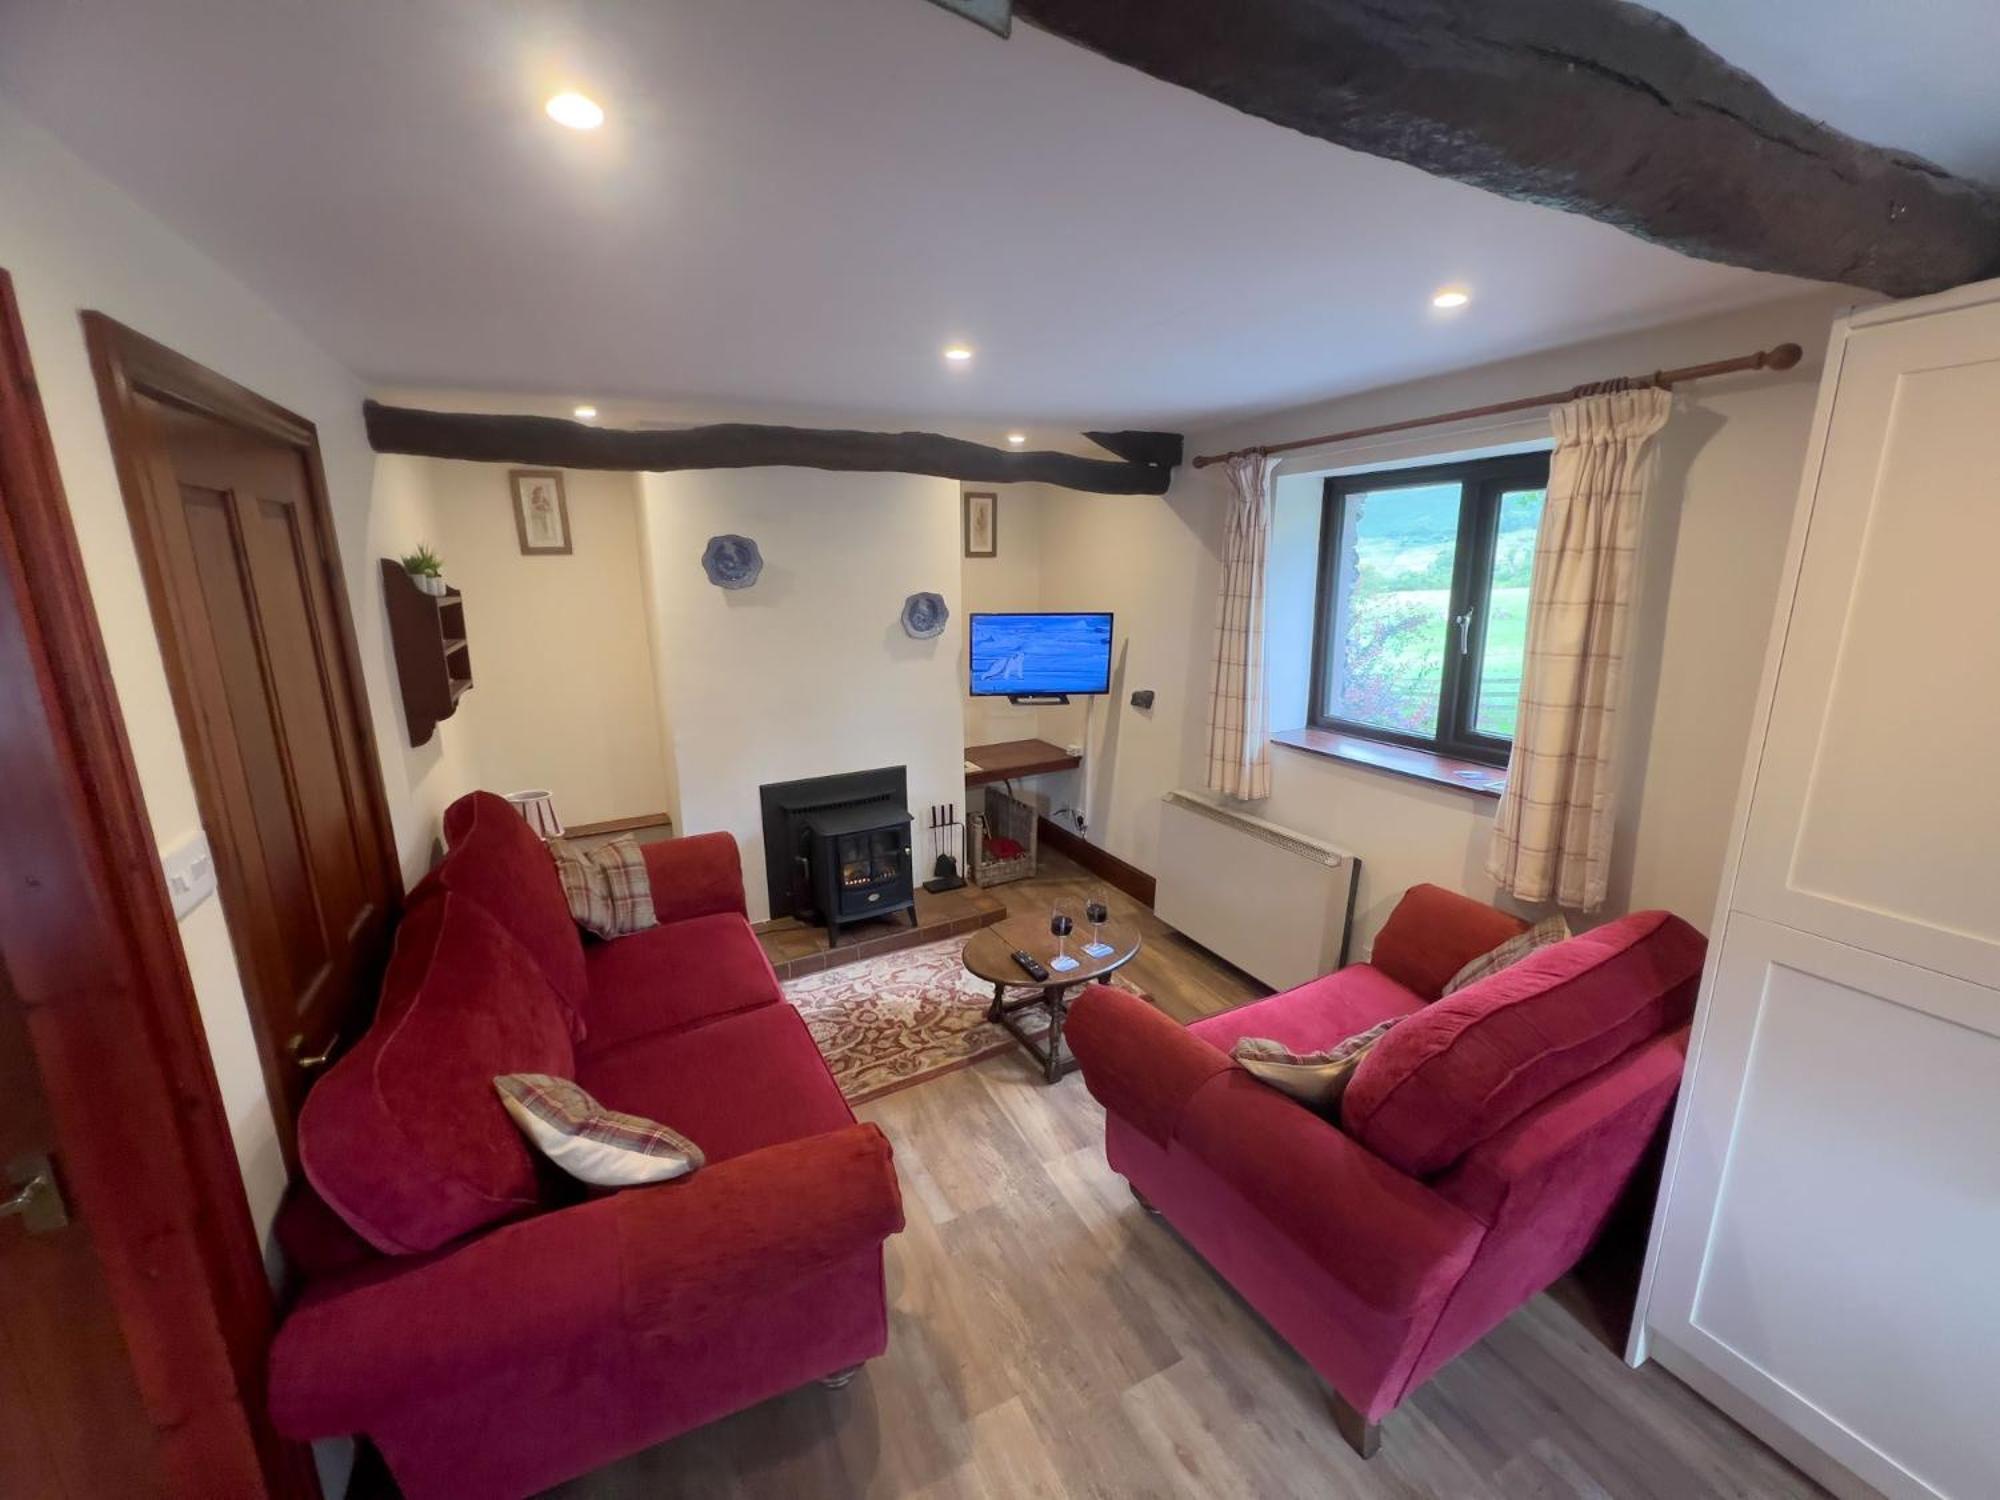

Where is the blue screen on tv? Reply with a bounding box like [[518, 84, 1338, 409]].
[[969, 612, 1114, 696]]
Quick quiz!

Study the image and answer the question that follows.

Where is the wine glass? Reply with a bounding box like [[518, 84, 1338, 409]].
[[1083, 886, 1112, 957], [1048, 899, 1079, 972]]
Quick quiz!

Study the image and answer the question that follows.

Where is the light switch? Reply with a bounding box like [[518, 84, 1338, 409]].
[[162, 830, 217, 920]]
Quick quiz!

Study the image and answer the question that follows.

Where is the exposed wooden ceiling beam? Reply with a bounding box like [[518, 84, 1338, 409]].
[[362, 403, 1181, 496], [1014, 0, 2000, 298]]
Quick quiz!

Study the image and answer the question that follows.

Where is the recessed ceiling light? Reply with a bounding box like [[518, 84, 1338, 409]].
[[943, 344, 975, 363], [573, 404, 598, 420], [1432, 287, 1471, 310], [545, 92, 605, 130], [1006, 432, 1026, 446]]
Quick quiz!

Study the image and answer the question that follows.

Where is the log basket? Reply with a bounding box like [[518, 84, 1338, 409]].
[[970, 785, 1037, 886]]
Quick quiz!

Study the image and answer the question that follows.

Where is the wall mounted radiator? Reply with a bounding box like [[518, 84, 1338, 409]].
[[1154, 790, 1361, 992]]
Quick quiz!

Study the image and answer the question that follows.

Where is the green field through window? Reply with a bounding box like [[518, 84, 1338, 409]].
[[1323, 479, 1544, 746]]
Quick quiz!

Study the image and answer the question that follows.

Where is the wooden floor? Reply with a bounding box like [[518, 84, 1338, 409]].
[[533, 853, 1823, 1500]]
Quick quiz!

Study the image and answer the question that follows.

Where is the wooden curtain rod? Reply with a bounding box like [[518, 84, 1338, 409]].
[[1192, 342, 1804, 469]]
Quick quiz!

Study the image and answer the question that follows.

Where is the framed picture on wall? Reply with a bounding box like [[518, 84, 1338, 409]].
[[963, 490, 997, 558], [510, 469, 573, 555]]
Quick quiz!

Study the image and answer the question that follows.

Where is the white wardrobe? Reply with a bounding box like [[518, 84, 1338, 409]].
[[1637, 282, 2000, 1499]]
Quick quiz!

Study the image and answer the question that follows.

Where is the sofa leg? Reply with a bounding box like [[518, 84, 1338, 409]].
[[818, 1364, 863, 1391], [1129, 1184, 1160, 1215], [1326, 1389, 1380, 1459]]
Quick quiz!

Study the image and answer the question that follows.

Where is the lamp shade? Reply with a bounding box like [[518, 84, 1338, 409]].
[[506, 789, 563, 840]]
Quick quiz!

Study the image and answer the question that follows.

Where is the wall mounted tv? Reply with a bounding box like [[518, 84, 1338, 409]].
[[969, 611, 1114, 703]]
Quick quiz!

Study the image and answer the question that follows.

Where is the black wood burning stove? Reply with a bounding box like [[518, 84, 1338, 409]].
[[757, 766, 918, 945], [802, 799, 916, 946]]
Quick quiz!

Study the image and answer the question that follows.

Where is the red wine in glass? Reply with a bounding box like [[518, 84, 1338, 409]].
[[1084, 891, 1111, 956], [1049, 903, 1077, 970]]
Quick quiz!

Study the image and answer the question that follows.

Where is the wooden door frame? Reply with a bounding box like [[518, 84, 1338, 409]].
[[0, 276, 320, 1494], [83, 311, 404, 1159]]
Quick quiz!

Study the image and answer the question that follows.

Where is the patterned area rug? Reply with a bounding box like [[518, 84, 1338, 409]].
[[783, 936, 1140, 1104]]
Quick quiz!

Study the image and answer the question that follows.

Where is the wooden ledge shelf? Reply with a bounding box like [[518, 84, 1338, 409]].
[[963, 738, 1082, 786], [1271, 726, 1506, 799], [381, 559, 472, 747]]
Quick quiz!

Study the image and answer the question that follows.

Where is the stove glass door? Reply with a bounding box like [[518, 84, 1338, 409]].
[[869, 828, 904, 883], [838, 833, 873, 891]]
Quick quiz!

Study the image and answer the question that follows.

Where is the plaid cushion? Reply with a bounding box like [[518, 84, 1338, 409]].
[[1232, 1017, 1399, 1116], [494, 1073, 704, 1187], [548, 834, 658, 939], [1441, 913, 1572, 997]]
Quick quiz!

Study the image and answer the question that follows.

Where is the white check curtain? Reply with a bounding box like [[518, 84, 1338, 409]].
[[1486, 385, 1671, 910], [1204, 451, 1275, 801]]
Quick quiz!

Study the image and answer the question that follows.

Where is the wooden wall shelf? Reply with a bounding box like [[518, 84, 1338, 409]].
[[964, 738, 1081, 785], [381, 559, 472, 747]]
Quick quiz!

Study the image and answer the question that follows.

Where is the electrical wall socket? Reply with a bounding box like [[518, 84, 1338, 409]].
[[161, 830, 217, 920]]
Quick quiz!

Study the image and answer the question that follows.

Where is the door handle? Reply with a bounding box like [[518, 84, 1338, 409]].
[[290, 1033, 338, 1071], [1, 1155, 69, 1235]]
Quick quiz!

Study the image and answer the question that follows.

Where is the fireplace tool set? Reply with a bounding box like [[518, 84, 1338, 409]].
[[921, 802, 966, 892]]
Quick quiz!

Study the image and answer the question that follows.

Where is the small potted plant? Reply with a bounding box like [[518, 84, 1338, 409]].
[[400, 544, 447, 596]]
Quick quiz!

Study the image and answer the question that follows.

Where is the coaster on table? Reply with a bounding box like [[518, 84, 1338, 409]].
[[1081, 942, 1114, 958], [1048, 954, 1080, 972]]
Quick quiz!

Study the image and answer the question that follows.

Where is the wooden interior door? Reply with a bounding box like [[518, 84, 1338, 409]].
[[1, 363, 160, 1491], [87, 315, 401, 1153], [2, 270, 317, 1496], [0, 983, 162, 1497]]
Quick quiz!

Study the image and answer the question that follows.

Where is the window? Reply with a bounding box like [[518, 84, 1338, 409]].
[[1309, 453, 1549, 767]]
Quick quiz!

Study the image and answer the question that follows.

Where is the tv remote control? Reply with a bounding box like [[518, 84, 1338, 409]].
[[1011, 949, 1050, 982]]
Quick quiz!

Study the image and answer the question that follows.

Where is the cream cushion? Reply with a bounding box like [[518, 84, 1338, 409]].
[[494, 1073, 703, 1187], [1231, 1017, 1400, 1115]]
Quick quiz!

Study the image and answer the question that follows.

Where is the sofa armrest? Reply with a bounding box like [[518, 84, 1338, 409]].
[[1067, 984, 1234, 1147], [618, 1124, 901, 1332], [270, 1123, 901, 1438], [643, 831, 748, 924], [1179, 1072, 1485, 1317]]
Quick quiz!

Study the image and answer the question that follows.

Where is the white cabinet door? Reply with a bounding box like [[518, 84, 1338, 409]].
[[1645, 287, 2000, 1500], [1648, 914, 2000, 1500], [1732, 300, 2000, 992]]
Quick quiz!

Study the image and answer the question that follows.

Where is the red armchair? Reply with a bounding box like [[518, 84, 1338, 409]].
[[269, 792, 904, 1499], [1067, 885, 1701, 1455]]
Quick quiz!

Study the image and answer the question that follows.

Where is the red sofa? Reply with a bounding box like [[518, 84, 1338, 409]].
[[268, 791, 904, 1499], [1066, 884, 1702, 1455]]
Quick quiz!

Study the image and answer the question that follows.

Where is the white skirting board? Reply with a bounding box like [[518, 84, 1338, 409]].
[[1153, 790, 1359, 991]]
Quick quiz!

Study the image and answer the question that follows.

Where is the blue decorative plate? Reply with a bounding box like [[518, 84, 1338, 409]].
[[701, 534, 763, 589], [901, 591, 950, 639]]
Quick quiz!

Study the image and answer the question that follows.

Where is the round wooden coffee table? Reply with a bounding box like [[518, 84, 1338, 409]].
[[963, 916, 1141, 1083]]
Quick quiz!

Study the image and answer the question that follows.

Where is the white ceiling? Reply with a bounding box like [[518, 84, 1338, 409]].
[[3, 0, 1973, 435], [1645, 0, 2000, 185]]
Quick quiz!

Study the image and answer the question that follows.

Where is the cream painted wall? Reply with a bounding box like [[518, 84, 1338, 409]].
[[370, 452, 481, 859], [0, 102, 458, 1262], [637, 468, 966, 922], [1035, 483, 1225, 862], [634, 493, 684, 832], [1039, 289, 1864, 955], [403, 460, 671, 829]]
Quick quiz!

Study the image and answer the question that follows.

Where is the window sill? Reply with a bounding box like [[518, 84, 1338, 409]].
[[1271, 727, 1507, 799]]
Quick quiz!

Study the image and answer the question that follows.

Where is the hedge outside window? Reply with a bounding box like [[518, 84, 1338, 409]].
[[1309, 453, 1551, 766]]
